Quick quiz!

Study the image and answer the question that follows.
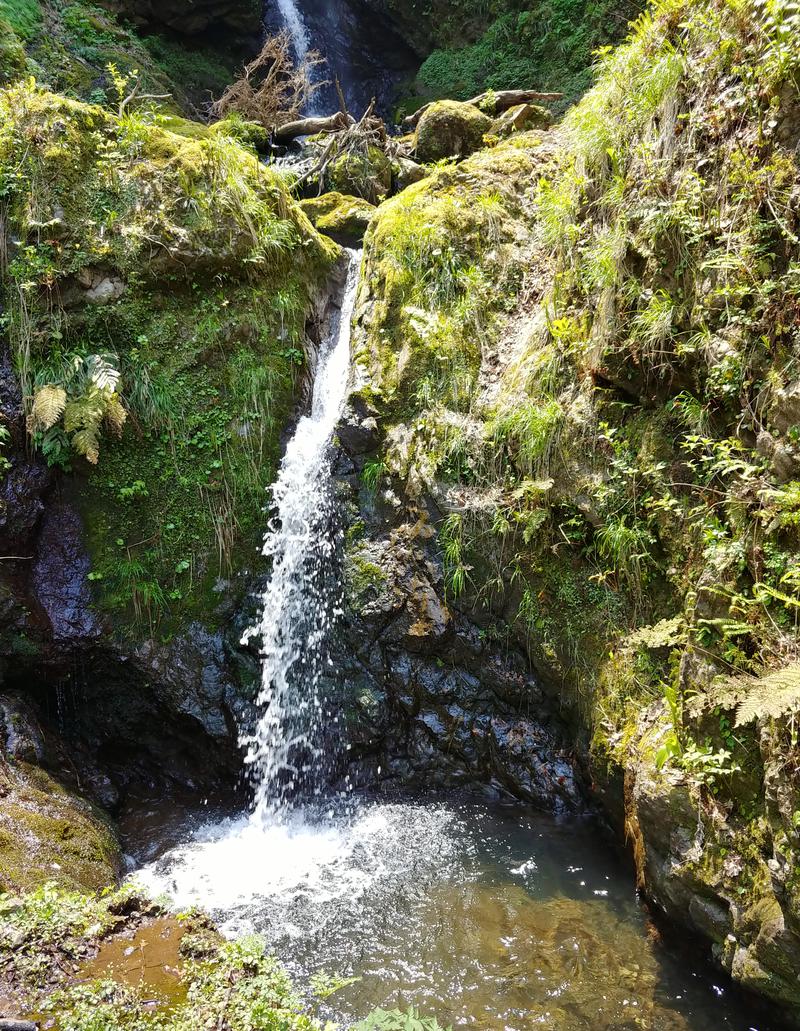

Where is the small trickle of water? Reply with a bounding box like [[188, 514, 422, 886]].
[[240, 249, 360, 825]]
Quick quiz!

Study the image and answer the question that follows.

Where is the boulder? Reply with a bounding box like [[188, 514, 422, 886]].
[[491, 103, 552, 137], [391, 156, 428, 192], [300, 192, 376, 245], [414, 100, 492, 163]]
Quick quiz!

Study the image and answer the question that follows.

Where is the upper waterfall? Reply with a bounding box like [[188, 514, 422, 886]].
[[275, 0, 311, 63]]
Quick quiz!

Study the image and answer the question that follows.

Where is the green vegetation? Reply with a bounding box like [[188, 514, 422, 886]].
[[415, 0, 640, 115], [349, 0, 800, 1010], [0, 882, 450, 1031], [0, 0, 236, 105], [0, 80, 338, 631]]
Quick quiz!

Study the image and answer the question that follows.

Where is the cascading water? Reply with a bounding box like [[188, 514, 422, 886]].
[[275, 0, 311, 63], [240, 249, 357, 823]]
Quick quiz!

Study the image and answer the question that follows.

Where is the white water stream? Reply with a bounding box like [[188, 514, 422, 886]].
[[276, 0, 311, 63], [135, 247, 471, 969], [240, 248, 358, 824]]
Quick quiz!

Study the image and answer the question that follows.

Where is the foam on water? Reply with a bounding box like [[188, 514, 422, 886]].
[[134, 801, 467, 938]]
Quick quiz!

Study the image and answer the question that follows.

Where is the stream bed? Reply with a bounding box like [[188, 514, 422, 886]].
[[127, 796, 778, 1031]]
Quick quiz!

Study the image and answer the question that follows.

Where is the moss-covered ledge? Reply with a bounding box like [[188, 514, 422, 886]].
[[0, 81, 339, 640]]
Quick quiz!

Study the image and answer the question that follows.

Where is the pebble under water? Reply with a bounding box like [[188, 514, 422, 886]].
[[129, 797, 779, 1031]]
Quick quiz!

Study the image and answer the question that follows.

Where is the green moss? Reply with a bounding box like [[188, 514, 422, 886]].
[[414, 100, 492, 163], [355, 131, 550, 425], [0, 15, 27, 82], [345, 551, 388, 607], [0, 81, 339, 634], [300, 191, 375, 245], [326, 145, 392, 204], [0, 0, 235, 110], [0, 762, 120, 894]]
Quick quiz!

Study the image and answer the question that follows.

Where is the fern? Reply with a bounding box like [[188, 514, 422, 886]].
[[103, 394, 127, 435], [30, 384, 67, 432], [734, 664, 800, 727], [71, 428, 101, 465], [693, 663, 800, 727]]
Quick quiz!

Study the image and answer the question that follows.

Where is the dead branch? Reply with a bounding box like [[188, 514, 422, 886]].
[[467, 88, 563, 114], [295, 99, 385, 195], [274, 110, 352, 143]]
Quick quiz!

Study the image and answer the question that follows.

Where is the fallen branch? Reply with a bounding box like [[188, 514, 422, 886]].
[[294, 99, 380, 195], [401, 89, 564, 131], [273, 110, 353, 143]]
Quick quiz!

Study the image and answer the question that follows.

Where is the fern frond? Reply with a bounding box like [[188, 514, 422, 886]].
[[71, 428, 100, 464], [64, 393, 104, 433], [86, 353, 121, 392], [30, 384, 67, 432], [104, 394, 127, 435], [734, 664, 800, 726]]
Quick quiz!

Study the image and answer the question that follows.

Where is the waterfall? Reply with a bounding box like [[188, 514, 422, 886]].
[[275, 0, 311, 63], [240, 249, 360, 825]]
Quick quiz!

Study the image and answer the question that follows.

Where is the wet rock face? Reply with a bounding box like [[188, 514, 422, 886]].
[[0, 351, 52, 558], [31, 500, 101, 644], [0, 694, 122, 893], [264, 0, 418, 117], [0, 349, 244, 809], [330, 432, 580, 809]]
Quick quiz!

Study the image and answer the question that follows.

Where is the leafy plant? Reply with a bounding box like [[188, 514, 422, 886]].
[[440, 512, 471, 599], [355, 1007, 450, 1031], [30, 353, 126, 466]]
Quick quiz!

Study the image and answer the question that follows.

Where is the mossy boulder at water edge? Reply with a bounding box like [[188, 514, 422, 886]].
[[0, 697, 120, 893], [413, 100, 492, 163], [326, 145, 393, 205], [300, 192, 376, 245]]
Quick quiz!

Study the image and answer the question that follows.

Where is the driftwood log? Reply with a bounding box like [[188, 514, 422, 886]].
[[273, 110, 353, 142], [401, 89, 563, 131]]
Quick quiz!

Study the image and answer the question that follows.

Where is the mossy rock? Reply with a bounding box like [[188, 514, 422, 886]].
[[0, 15, 27, 84], [491, 103, 552, 137], [326, 145, 392, 204], [0, 761, 121, 893], [391, 156, 428, 193], [300, 192, 375, 245], [414, 100, 492, 163], [0, 81, 339, 637]]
